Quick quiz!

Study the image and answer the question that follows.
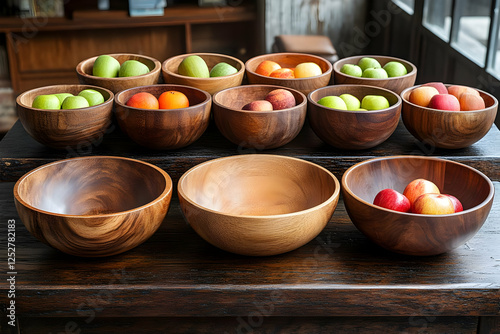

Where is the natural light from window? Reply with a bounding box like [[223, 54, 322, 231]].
[[423, 0, 452, 42]]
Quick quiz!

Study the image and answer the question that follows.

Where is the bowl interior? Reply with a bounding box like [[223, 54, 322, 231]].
[[214, 85, 305, 110], [16, 157, 170, 215], [115, 84, 210, 108], [163, 53, 244, 77], [180, 155, 337, 216], [79, 54, 158, 77], [309, 84, 400, 109]]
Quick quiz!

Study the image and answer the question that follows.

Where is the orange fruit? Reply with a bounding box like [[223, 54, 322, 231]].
[[158, 90, 190, 109], [255, 60, 281, 77], [126, 92, 159, 109]]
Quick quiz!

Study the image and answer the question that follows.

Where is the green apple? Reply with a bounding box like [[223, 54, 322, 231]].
[[383, 61, 407, 77], [178, 55, 210, 78], [78, 89, 105, 106], [339, 94, 361, 110], [361, 95, 390, 110], [93, 55, 121, 78], [119, 60, 150, 77], [32, 94, 61, 109], [54, 93, 73, 106], [61, 96, 90, 109], [210, 62, 238, 77], [353, 108, 368, 111], [340, 64, 362, 77], [362, 68, 389, 79], [357, 57, 382, 71], [317, 96, 347, 110]]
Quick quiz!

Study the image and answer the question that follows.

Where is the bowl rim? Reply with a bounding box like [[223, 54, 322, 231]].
[[178, 154, 340, 219], [161, 52, 246, 81], [13, 155, 173, 218], [333, 54, 417, 81], [308, 84, 402, 113], [341, 155, 495, 217], [212, 84, 307, 113], [114, 83, 212, 112]]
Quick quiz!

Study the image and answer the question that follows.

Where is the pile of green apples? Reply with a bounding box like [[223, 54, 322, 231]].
[[317, 93, 390, 111], [31, 89, 105, 110], [340, 57, 407, 79], [178, 55, 238, 78], [93, 55, 150, 78]]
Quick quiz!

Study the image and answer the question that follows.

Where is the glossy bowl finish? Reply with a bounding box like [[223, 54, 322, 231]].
[[333, 55, 417, 94], [114, 84, 212, 150], [401, 84, 498, 149], [16, 84, 114, 149], [342, 155, 494, 256], [178, 154, 340, 256], [162, 53, 245, 95], [14, 156, 173, 257], [308, 84, 402, 150], [245, 52, 332, 95], [213, 84, 307, 149], [76, 53, 162, 94]]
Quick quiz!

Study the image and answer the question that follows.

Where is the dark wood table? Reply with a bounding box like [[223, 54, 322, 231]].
[[1, 120, 499, 333]]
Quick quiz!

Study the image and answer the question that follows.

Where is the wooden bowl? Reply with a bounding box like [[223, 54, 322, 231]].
[[308, 84, 402, 150], [178, 154, 340, 256], [245, 52, 332, 95], [76, 53, 162, 94], [13, 156, 173, 257], [213, 84, 307, 149], [162, 53, 245, 95], [114, 84, 212, 150], [16, 84, 114, 149], [333, 55, 417, 95], [342, 155, 494, 256], [401, 84, 498, 149]]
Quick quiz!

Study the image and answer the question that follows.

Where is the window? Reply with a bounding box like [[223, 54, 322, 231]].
[[423, 0, 453, 42], [392, 0, 414, 14]]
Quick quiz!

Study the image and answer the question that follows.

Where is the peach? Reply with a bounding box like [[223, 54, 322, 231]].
[[412, 193, 455, 215], [255, 60, 281, 77], [448, 85, 480, 99], [242, 100, 274, 111], [409, 86, 439, 107], [269, 68, 295, 79], [422, 82, 448, 94], [428, 94, 460, 111], [458, 93, 485, 111], [265, 89, 296, 110]]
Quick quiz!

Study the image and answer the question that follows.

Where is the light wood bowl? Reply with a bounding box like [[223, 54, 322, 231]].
[[16, 84, 114, 149], [401, 84, 498, 149], [162, 53, 245, 95], [333, 55, 417, 95], [13, 156, 173, 257], [342, 155, 494, 256], [114, 84, 211, 150], [178, 154, 340, 256], [213, 84, 307, 149], [245, 52, 332, 95], [308, 84, 402, 150], [76, 53, 162, 94]]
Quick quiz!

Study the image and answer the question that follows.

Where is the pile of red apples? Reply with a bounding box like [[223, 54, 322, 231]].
[[409, 82, 485, 111]]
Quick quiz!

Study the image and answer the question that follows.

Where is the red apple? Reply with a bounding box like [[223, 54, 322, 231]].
[[412, 193, 455, 215], [409, 86, 439, 107], [242, 100, 274, 111], [444, 194, 463, 212], [458, 93, 485, 111], [448, 85, 480, 99], [269, 68, 295, 79], [373, 189, 411, 212], [422, 82, 448, 94], [428, 94, 460, 111], [265, 89, 296, 110], [403, 178, 441, 206]]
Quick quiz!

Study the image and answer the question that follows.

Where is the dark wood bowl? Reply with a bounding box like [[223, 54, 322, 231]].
[[308, 84, 402, 150], [114, 84, 212, 150], [76, 53, 162, 94], [16, 84, 114, 149], [162, 53, 245, 95], [333, 55, 417, 94], [401, 84, 498, 149], [178, 154, 340, 256], [212, 84, 307, 149], [342, 155, 494, 256], [14, 156, 173, 257], [245, 52, 332, 95]]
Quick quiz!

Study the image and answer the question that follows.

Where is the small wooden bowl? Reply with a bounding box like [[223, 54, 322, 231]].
[[342, 156, 494, 256], [333, 55, 417, 94], [162, 53, 245, 95], [76, 53, 162, 94], [245, 52, 332, 95], [308, 84, 402, 150], [14, 156, 173, 257], [213, 84, 307, 149], [178, 154, 340, 256], [114, 84, 212, 150], [401, 84, 498, 149], [16, 84, 114, 149]]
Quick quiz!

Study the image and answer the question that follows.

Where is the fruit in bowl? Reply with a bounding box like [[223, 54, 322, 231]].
[[317, 93, 390, 111], [31, 89, 106, 110], [241, 88, 296, 111], [92, 54, 150, 78], [340, 57, 407, 78], [254, 59, 323, 79], [408, 82, 486, 111], [178, 55, 238, 78]]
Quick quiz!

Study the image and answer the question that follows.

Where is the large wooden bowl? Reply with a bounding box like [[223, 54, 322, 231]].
[[114, 84, 212, 150], [308, 84, 402, 150], [213, 85, 307, 149], [178, 154, 340, 256], [401, 84, 498, 149], [76, 53, 162, 94], [245, 52, 332, 95], [333, 55, 417, 94], [14, 156, 173, 257], [342, 156, 494, 256], [16, 84, 114, 149], [162, 53, 245, 95]]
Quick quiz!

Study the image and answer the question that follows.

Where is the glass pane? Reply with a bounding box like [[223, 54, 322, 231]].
[[392, 0, 414, 14], [423, 0, 453, 41], [489, 9, 500, 75], [451, 0, 492, 66]]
